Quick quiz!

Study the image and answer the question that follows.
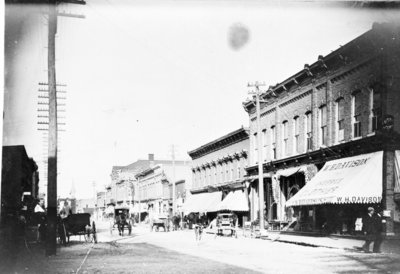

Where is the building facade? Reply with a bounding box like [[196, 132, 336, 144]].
[[187, 127, 250, 224], [243, 23, 400, 235], [1, 146, 39, 224], [103, 154, 191, 219], [95, 191, 106, 219], [135, 160, 192, 220]]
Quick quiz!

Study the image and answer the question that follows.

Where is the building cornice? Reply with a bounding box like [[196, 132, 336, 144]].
[[188, 127, 249, 160], [243, 23, 396, 114]]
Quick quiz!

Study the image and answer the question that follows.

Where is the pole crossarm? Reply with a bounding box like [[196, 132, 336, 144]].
[[44, 0, 85, 257]]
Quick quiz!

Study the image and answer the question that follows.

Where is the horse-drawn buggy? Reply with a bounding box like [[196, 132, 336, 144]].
[[110, 205, 132, 236], [58, 213, 97, 244]]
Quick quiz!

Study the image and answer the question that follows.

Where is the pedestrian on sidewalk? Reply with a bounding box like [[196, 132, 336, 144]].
[[362, 207, 383, 253]]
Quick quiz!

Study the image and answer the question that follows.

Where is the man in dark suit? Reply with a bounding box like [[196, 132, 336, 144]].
[[362, 207, 383, 253]]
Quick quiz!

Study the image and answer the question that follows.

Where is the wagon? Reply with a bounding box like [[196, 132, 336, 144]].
[[58, 213, 97, 244], [110, 206, 132, 236], [151, 214, 169, 232], [215, 213, 237, 237]]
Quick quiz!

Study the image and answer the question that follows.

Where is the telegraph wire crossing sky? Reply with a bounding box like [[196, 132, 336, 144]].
[[2, 1, 399, 198]]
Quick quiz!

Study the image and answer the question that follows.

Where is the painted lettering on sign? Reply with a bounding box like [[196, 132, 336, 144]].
[[322, 158, 370, 171], [299, 178, 343, 196], [337, 196, 382, 203]]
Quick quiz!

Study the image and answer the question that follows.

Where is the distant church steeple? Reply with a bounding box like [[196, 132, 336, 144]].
[[69, 181, 76, 199]]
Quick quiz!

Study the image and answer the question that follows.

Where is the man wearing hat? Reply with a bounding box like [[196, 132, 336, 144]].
[[362, 207, 383, 253]]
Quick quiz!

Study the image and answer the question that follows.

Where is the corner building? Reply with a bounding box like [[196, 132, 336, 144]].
[[243, 23, 400, 236]]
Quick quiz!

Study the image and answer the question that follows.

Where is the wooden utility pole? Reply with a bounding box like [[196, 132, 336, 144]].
[[170, 145, 177, 216], [248, 81, 267, 235], [45, 0, 85, 256], [46, 0, 58, 256]]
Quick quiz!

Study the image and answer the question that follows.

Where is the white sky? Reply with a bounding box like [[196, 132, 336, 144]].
[[3, 1, 400, 198]]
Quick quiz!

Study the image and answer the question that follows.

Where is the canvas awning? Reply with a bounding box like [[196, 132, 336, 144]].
[[276, 166, 304, 178], [286, 151, 383, 207], [245, 173, 272, 181], [217, 190, 249, 212], [183, 192, 222, 214]]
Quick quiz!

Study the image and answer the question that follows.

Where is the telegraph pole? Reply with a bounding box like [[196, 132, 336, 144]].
[[45, 0, 86, 256], [171, 145, 177, 216], [46, 0, 58, 256], [248, 81, 267, 235]]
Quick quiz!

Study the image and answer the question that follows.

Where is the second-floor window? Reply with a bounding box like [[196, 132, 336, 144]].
[[336, 98, 345, 142], [352, 90, 362, 138], [262, 129, 267, 162], [214, 167, 217, 185], [253, 133, 258, 164], [282, 121, 289, 157], [293, 116, 300, 154], [271, 126, 276, 160], [319, 105, 327, 146], [305, 112, 312, 151], [370, 87, 382, 133]]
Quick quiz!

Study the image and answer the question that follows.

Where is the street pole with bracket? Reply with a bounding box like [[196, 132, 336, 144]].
[[248, 81, 267, 236]]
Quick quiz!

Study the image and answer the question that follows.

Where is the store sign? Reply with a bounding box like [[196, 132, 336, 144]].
[[286, 151, 383, 206]]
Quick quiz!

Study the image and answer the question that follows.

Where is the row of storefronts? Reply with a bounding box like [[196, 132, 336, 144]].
[[101, 154, 191, 221], [184, 22, 400, 237], [243, 23, 400, 236]]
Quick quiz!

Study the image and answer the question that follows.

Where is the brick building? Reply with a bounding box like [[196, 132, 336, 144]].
[[186, 127, 250, 224], [104, 155, 157, 215], [243, 23, 400, 235], [135, 160, 192, 220]]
